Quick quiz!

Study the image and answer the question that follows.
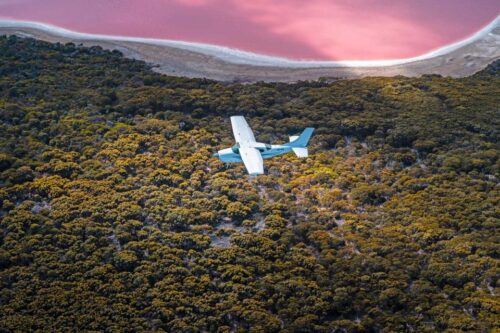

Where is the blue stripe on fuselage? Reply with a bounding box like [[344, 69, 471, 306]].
[[218, 146, 292, 163], [219, 152, 242, 163], [261, 146, 292, 159]]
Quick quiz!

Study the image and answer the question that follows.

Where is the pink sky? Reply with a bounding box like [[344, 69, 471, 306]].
[[0, 0, 498, 60]]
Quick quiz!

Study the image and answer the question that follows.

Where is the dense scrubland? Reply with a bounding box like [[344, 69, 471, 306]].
[[0, 36, 498, 332]]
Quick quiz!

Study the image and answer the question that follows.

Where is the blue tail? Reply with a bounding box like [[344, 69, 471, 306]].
[[285, 128, 314, 147]]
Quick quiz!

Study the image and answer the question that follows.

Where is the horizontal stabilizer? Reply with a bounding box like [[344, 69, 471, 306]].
[[292, 147, 308, 158]]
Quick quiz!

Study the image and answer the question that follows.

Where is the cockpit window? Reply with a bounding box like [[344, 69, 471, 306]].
[[265, 144, 272, 149], [231, 143, 240, 154]]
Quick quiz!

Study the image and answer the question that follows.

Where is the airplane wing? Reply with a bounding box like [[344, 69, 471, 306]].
[[231, 116, 256, 143], [239, 147, 264, 175]]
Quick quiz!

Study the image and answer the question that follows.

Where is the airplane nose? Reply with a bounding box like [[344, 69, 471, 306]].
[[212, 152, 219, 157]]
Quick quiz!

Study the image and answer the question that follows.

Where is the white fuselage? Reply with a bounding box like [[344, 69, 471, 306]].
[[216, 142, 292, 163]]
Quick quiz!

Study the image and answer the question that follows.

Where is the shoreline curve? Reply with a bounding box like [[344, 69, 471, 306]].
[[0, 16, 498, 68]]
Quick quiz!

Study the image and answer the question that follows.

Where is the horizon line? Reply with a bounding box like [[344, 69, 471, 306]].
[[0, 16, 498, 68]]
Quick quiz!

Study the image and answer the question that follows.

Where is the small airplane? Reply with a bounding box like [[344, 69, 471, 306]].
[[213, 116, 314, 175]]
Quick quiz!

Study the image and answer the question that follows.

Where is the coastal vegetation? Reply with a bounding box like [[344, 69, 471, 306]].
[[0, 35, 498, 332]]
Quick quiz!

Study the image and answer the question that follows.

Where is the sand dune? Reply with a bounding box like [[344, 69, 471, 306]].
[[0, 17, 499, 82]]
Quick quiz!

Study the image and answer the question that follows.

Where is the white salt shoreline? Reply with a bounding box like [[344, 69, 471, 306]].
[[0, 16, 498, 68]]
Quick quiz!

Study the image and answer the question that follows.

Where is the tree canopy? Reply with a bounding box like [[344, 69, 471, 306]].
[[0, 36, 498, 332]]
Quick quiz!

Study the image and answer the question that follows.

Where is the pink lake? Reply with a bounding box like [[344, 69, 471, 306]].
[[0, 0, 498, 60]]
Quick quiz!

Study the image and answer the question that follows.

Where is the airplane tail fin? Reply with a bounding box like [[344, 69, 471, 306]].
[[286, 128, 314, 148], [285, 128, 314, 158]]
